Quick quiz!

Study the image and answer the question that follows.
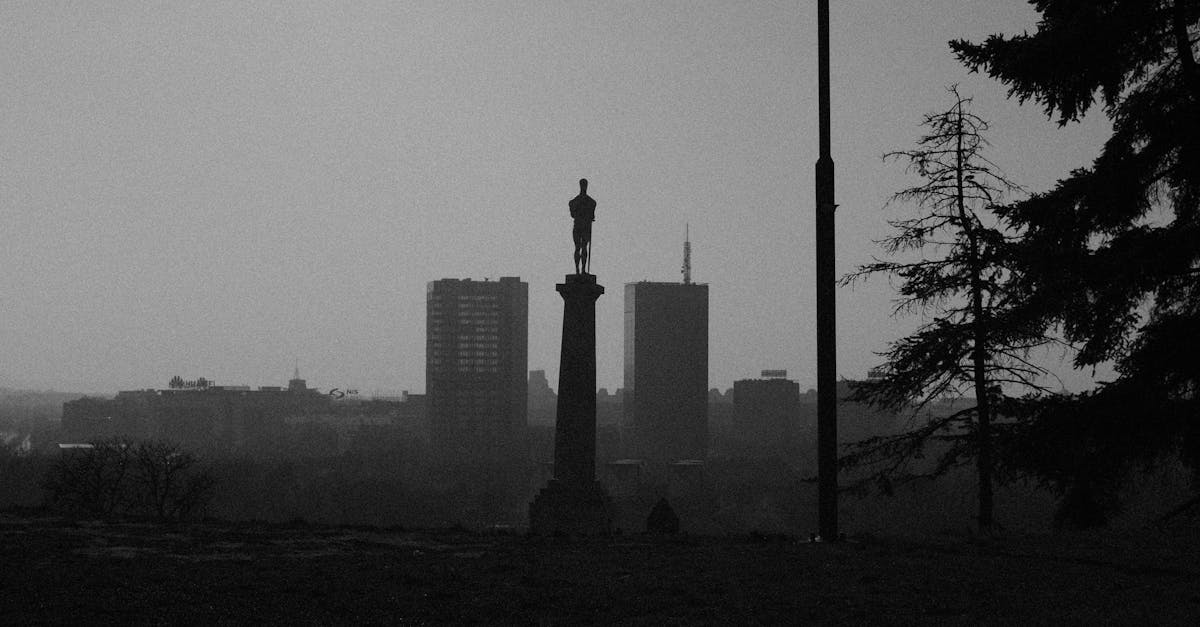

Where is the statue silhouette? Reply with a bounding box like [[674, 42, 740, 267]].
[[569, 178, 596, 275]]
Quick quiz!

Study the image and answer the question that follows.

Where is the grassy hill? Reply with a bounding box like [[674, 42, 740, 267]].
[[3, 511, 1198, 624]]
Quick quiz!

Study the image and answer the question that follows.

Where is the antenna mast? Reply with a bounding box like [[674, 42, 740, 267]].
[[681, 224, 692, 284]]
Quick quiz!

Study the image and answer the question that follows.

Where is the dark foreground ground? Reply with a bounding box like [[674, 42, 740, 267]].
[[3, 511, 1199, 625]]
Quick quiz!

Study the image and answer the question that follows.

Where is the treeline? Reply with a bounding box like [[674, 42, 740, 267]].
[[843, 0, 1200, 530], [41, 439, 215, 521]]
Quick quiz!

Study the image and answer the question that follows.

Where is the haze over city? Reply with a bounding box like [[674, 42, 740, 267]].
[[4, 1, 1200, 621], [2, 1, 1110, 394]]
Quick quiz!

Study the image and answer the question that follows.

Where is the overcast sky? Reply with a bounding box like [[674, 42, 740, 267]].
[[1, 1, 1111, 395]]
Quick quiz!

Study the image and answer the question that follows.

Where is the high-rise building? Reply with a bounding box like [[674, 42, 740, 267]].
[[426, 277, 528, 467], [623, 281, 708, 463], [733, 374, 802, 458]]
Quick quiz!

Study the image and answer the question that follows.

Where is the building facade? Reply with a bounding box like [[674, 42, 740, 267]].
[[622, 281, 708, 463], [61, 372, 329, 454], [527, 369, 557, 427], [733, 374, 802, 458], [426, 277, 528, 467]]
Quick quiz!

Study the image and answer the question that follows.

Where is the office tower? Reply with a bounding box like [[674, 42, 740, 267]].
[[733, 371, 802, 458], [426, 277, 528, 467], [623, 280, 708, 463]]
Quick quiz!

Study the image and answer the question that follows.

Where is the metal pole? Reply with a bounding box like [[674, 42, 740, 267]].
[[815, 0, 838, 540]]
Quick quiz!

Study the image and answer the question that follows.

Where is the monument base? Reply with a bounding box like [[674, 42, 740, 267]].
[[528, 479, 613, 536]]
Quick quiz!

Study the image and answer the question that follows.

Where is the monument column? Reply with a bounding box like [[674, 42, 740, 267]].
[[552, 274, 603, 486], [529, 179, 612, 536], [529, 273, 613, 536]]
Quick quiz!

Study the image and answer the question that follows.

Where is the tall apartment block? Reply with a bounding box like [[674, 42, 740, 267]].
[[734, 372, 802, 458], [426, 277, 528, 467], [623, 281, 709, 463]]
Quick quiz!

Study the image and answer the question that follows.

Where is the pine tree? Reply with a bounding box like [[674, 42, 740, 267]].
[[952, 1, 1200, 524], [841, 88, 1053, 529]]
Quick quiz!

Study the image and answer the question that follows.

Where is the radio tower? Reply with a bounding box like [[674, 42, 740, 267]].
[[681, 224, 692, 284]]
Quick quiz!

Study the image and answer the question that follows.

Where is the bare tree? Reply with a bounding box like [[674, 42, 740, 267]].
[[131, 440, 215, 521], [841, 87, 1057, 529], [42, 438, 134, 516], [43, 438, 215, 521]]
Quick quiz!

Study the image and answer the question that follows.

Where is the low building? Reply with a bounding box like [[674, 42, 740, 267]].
[[59, 371, 417, 457]]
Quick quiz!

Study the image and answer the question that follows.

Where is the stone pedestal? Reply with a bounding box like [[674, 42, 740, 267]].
[[529, 274, 613, 535], [529, 479, 612, 536]]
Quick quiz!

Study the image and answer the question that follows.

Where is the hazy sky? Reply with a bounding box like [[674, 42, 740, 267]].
[[1, 1, 1111, 395]]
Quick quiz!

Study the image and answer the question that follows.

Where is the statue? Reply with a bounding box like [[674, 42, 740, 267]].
[[569, 178, 596, 275]]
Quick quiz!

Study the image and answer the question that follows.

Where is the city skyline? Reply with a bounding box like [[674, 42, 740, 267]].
[[1, 2, 1110, 395]]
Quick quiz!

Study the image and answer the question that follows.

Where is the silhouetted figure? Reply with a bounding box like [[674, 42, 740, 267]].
[[645, 497, 680, 535], [569, 178, 596, 275]]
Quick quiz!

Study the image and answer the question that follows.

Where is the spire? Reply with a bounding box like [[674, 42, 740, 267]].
[[681, 223, 692, 284], [289, 361, 306, 393]]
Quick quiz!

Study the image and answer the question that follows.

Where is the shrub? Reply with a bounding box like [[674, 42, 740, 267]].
[[42, 438, 215, 521]]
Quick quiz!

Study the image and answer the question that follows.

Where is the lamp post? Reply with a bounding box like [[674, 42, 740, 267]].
[[814, 0, 838, 541]]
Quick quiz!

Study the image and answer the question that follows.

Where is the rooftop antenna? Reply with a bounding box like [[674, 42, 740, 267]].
[[681, 223, 692, 285]]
